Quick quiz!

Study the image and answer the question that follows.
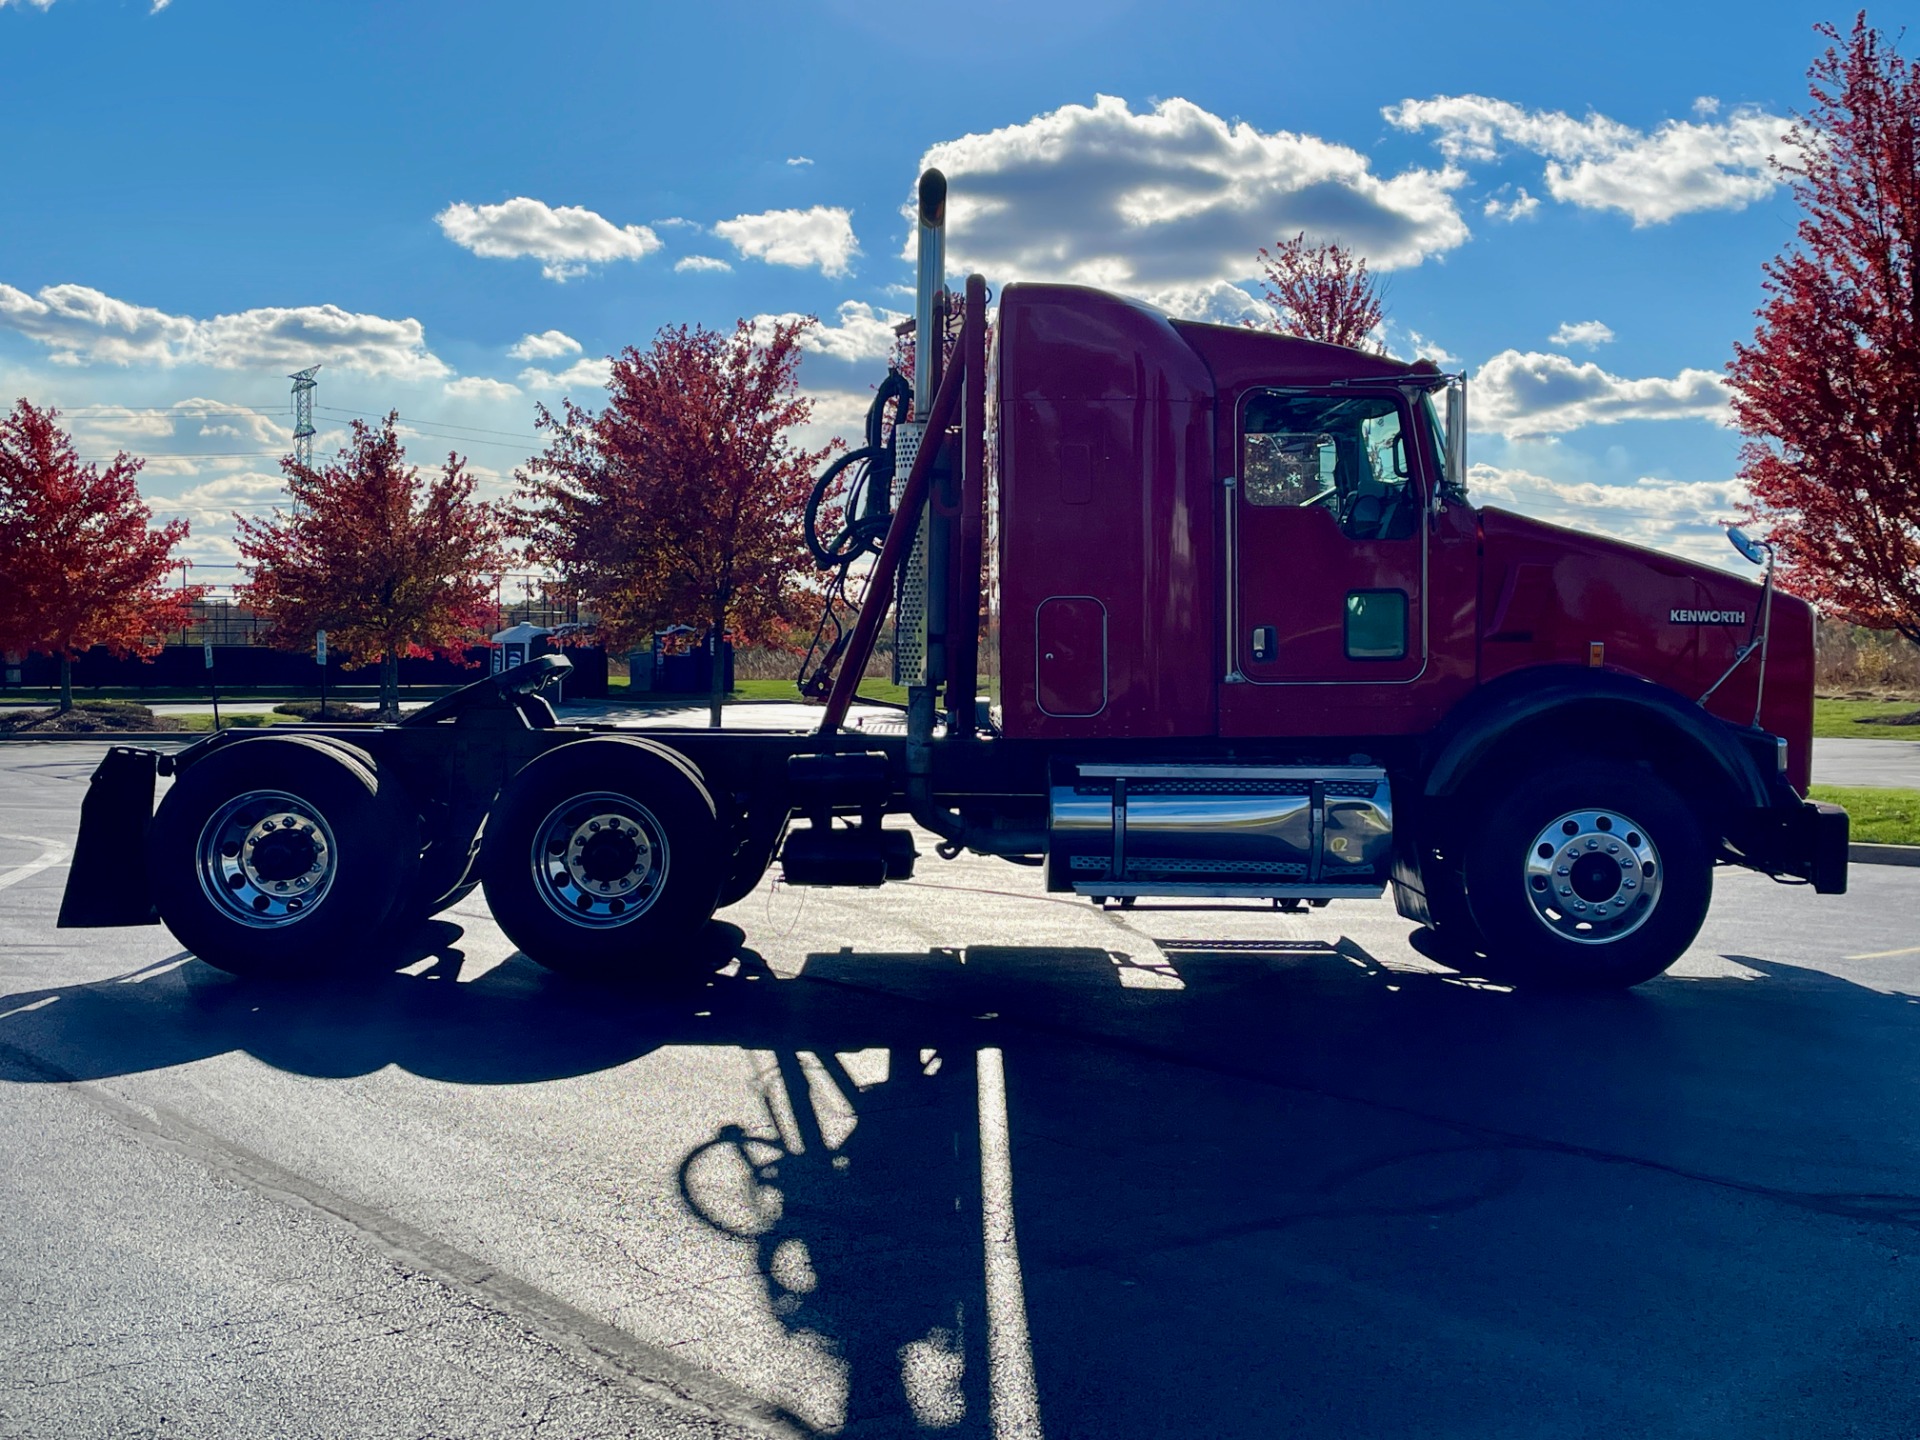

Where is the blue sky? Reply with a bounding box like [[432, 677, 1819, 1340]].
[[0, 0, 1866, 584]]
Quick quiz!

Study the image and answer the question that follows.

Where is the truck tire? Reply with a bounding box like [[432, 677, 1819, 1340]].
[[146, 735, 422, 978], [299, 734, 481, 934], [1462, 761, 1711, 989], [480, 737, 723, 981]]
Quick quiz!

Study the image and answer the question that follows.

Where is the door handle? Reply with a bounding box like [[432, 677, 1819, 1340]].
[[1251, 626, 1276, 662]]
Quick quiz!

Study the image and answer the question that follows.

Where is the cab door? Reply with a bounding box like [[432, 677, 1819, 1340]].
[[1228, 388, 1427, 690]]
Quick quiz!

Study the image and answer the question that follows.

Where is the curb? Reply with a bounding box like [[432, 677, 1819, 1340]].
[[1852, 842, 1920, 868], [0, 732, 193, 743]]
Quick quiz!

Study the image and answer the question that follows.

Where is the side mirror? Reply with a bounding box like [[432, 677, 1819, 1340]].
[[1726, 526, 1770, 566], [1444, 376, 1467, 493]]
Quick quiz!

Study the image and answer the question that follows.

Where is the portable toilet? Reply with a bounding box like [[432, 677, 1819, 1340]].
[[490, 623, 550, 675]]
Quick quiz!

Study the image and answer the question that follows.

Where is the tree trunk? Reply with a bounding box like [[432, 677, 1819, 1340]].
[[381, 650, 399, 720], [708, 609, 725, 730], [58, 653, 72, 713]]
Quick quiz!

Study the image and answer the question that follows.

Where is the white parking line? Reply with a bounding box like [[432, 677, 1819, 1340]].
[[978, 1045, 1044, 1440], [0, 835, 71, 893], [1847, 945, 1920, 961]]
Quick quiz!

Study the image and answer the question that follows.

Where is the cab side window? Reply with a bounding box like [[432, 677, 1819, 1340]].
[[1240, 392, 1416, 541]]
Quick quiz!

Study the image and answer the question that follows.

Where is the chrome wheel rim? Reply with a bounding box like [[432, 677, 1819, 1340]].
[[1523, 807, 1662, 945], [530, 791, 667, 929], [195, 790, 338, 929]]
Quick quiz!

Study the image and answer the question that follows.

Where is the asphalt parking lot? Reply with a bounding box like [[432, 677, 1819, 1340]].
[[5, 739, 1920, 1439]]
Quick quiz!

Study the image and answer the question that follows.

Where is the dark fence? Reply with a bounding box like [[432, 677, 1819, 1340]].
[[4, 644, 609, 697], [628, 643, 734, 695]]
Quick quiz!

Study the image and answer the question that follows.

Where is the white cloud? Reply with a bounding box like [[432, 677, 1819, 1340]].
[[1403, 330, 1460, 367], [0, 283, 448, 379], [435, 197, 662, 281], [68, 406, 182, 442], [1384, 94, 1787, 225], [674, 255, 734, 274], [792, 389, 873, 454], [519, 357, 613, 392], [150, 0, 170, 11], [1473, 349, 1727, 437], [1483, 186, 1539, 222], [1146, 281, 1273, 326], [787, 156, 814, 167], [197, 306, 450, 379], [158, 472, 288, 528], [1468, 463, 1750, 567], [1550, 320, 1615, 349], [751, 300, 904, 364], [0, 1, 57, 9], [507, 329, 582, 361], [714, 205, 860, 277], [444, 376, 522, 402], [915, 95, 1468, 314]]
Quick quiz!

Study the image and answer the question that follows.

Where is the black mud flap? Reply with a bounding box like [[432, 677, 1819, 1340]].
[[57, 746, 161, 927]]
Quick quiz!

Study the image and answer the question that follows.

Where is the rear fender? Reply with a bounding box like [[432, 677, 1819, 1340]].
[[57, 746, 162, 927]]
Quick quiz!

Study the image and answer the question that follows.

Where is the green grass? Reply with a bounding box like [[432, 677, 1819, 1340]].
[[728, 677, 906, 705], [1813, 697, 1920, 740], [174, 713, 303, 732], [1808, 785, 1920, 846], [608, 677, 910, 707]]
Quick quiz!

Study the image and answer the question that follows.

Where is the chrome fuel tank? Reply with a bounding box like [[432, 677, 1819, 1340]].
[[1046, 764, 1392, 899]]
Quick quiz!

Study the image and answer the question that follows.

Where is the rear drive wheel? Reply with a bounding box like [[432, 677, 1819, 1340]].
[[146, 736, 421, 977], [1463, 762, 1711, 989], [481, 738, 722, 980]]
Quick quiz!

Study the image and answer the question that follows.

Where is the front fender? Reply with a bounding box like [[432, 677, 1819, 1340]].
[[1423, 667, 1776, 811]]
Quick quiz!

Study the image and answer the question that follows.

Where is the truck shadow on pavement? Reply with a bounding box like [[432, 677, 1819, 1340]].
[[6, 931, 1920, 1437]]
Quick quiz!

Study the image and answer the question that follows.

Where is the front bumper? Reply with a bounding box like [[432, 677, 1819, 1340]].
[[1730, 797, 1849, 894]]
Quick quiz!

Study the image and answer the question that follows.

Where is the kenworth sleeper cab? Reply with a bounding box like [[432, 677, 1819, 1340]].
[[60, 170, 1848, 991]]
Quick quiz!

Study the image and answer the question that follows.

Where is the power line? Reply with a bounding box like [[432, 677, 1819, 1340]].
[[79, 450, 291, 460], [53, 404, 292, 416], [314, 404, 540, 442]]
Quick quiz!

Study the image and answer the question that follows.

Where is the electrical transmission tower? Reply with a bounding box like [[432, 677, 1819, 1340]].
[[289, 365, 320, 472]]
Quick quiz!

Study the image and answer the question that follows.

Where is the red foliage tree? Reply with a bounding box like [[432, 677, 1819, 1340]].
[[516, 319, 834, 726], [1731, 15, 1920, 660], [1251, 232, 1386, 351], [236, 414, 511, 717], [0, 399, 201, 710]]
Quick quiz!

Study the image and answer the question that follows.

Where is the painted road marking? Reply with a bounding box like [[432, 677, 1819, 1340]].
[[1846, 945, 1920, 961], [978, 1046, 1043, 1440], [0, 835, 71, 893]]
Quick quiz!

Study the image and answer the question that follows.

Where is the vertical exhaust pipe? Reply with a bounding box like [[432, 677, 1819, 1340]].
[[915, 169, 947, 408], [902, 169, 948, 755]]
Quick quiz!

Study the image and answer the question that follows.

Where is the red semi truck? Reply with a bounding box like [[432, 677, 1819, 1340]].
[[59, 170, 1848, 989]]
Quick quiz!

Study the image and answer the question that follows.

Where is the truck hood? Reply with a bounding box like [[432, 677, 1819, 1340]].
[[1476, 506, 1815, 791]]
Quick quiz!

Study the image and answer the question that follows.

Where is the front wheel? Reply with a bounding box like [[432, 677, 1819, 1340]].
[[480, 738, 723, 981], [1462, 762, 1712, 989]]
